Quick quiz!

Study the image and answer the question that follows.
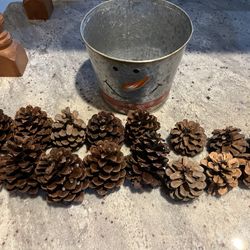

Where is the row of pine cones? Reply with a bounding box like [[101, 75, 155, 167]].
[[0, 106, 249, 204]]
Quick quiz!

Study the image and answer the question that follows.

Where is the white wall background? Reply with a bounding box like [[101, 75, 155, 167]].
[[0, 0, 21, 12]]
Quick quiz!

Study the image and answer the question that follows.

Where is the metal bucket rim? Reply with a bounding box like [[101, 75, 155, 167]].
[[80, 0, 193, 64]]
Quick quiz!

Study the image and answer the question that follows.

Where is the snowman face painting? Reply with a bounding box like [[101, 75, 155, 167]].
[[100, 63, 166, 103]]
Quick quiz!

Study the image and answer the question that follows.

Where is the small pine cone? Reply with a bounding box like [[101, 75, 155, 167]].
[[84, 140, 126, 196], [208, 126, 248, 157], [237, 153, 250, 188], [169, 119, 207, 157], [35, 148, 89, 203], [201, 152, 241, 196], [125, 110, 160, 145], [14, 105, 53, 150], [164, 157, 206, 201], [0, 109, 13, 150], [86, 111, 124, 147], [0, 136, 42, 195], [126, 132, 169, 189], [51, 107, 86, 151]]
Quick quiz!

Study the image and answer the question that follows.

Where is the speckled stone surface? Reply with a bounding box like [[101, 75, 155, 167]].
[[0, 1, 250, 249]]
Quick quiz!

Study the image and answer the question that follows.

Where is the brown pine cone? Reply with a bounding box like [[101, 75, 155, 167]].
[[237, 153, 250, 188], [169, 119, 207, 157], [84, 140, 126, 196], [0, 136, 42, 195], [0, 109, 13, 150], [14, 105, 53, 150], [51, 107, 86, 151], [125, 110, 160, 145], [164, 157, 206, 201], [35, 148, 89, 203], [201, 152, 241, 196], [208, 126, 248, 157], [126, 132, 169, 189], [86, 111, 124, 147]]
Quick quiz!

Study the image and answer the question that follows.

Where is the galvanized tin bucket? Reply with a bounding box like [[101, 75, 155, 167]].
[[80, 0, 193, 113]]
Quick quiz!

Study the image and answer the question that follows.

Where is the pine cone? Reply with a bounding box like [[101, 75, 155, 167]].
[[201, 152, 241, 196], [164, 157, 206, 201], [86, 111, 124, 147], [237, 153, 250, 188], [51, 107, 86, 151], [0, 109, 13, 150], [126, 132, 169, 189], [208, 127, 248, 157], [84, 140, 126, 196], [0, 136, 42, 195], [35, 148, 89, 203], [125, 110, 160, 145], [14, 105, 53, 150], [169, 119, 207, 157]]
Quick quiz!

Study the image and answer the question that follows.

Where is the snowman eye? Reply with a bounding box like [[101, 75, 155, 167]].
[[113, 66, 118, 71], [133, 69, 140, 73]]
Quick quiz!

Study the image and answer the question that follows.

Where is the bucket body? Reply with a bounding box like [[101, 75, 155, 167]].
[[81, 0, 192, 113]]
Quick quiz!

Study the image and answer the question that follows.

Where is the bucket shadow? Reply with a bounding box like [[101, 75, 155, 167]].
[[75, 60, 111, 111]]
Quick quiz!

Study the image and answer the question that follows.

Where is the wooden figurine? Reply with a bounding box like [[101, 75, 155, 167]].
[[0, 14, 28, 77], [23, 0, 54, 20]]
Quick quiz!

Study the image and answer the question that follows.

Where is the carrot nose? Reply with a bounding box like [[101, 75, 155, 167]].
[[122, 76, 149, 91]]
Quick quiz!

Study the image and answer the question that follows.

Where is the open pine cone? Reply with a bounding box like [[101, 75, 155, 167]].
[[237, 153, 250, 188], [201, 152, 241, 196], [208, 127, 248, 157], [84, 140, 126, 196], [14, 105, 53, 150], [126, 132, 169, 189], [0, 109, 13, 150], [125, 110, 160, 145], [0, 136, 42, 195], [169, 119, 206, 157], [51, 107, 86, 151], [164, 157, 206, 201], [86, 111, 124, 147], [35, 148, 89, 203]]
